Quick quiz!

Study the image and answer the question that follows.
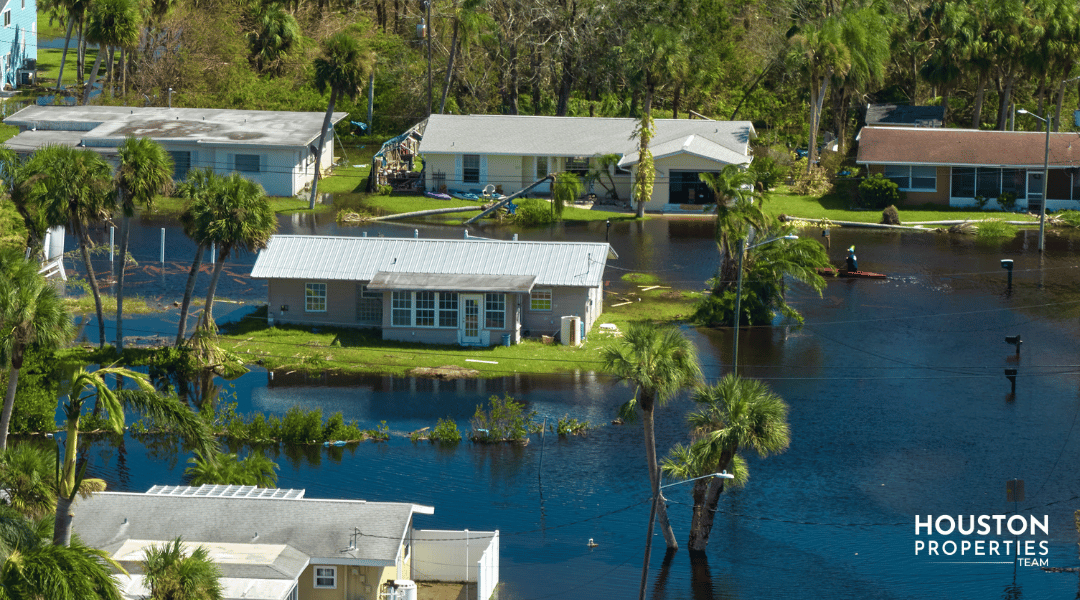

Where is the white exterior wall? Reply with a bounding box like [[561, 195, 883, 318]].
[[166, 142, 321, 197], [411, 529, 499, 597]]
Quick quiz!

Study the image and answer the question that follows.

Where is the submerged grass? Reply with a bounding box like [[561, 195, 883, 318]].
[[975, 219, 1019, 239]]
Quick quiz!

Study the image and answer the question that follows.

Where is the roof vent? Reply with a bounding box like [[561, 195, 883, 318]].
[[513, 234, 518, 241]]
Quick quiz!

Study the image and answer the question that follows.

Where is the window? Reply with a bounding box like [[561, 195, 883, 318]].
[[235, 154, 261, 173], [1002, 168, 1024, 197], [530, 289, 552, 311], [3, 12, 10, 27], [536, 156, 548, 179], [463, 154, 480, 183], [392, 291, 412, 326], [952, 167, 975, 198], [169, 151, 191, 180], [485, 293, 505, 329], [565, 156, 589, 175], [356, 284, 382, 324], [305, 283, 326, 312], [439, 293, 458, 327], [976, 167, 1001, 198], [415, 291, 436, 327], [314, 566, 336, 589], [884, 165, 936, 191]]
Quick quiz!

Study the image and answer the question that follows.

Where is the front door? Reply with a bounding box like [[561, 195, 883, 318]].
[[461, 294, 482, 345], [1027, 171, 1044, 211]]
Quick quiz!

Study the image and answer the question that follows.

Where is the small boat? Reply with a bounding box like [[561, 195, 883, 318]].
[[449, 190, 480, 201], [818, 267, 887, 279], [425, 191, 452, 200]]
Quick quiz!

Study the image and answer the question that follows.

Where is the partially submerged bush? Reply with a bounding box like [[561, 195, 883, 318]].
[[471, 394, 540, 443], [881, 205, 900, 225]]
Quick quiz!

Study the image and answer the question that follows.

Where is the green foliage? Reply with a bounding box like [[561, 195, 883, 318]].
[[997, 192, 1018, 212], [184, 450, 278, 488], [5, 347, 62, 434], [1055, 210, 1080, 227], [881, 205, 900, 225], [377, 184, 393, 196], [471, 395, 539, 443], [143, 537, 224, 600], [196, 402, 371, 445], [974, 195, 990, 210], [857, 174, 902, 209], [621, 272, 660, 285], [748, 151, 787, 191], [976, 219, 1018, 239], [513, 198, 556, 227], [790, 160, 833, 196], [552, 172, 584, 219], [553, 415, 591, 437]]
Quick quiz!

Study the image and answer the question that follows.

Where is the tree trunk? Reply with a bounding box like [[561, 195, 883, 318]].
[[689, 452, 733, 552], [971, 75, 986, 129], [940, 87, 950, 126], [1053, 80, 1066, 132], [807, 76, 820, 173], [77, 24, 85, 87], [53, 494, 75, 546], [686, 477, 710, 551], [53, 416, 81, 546], [672, 84, 680, 120], [438, 18, 460, 114], [79, 234, 107, 348], [996, 75, 1014, 131], [635, 87, 653, 220], [200, 252, 228, 330], [555, 48, 574, 116], [0, 361, 22, 450], [55, 15, 75, 90], [308, 89, 338, 209], [642, 404, 677, 551], [1035, 76, 1047, 131], [82, 49, 103, 105], [176, 242, 206, 346]]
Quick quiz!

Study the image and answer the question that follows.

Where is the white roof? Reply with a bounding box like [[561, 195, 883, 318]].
[[418, 114, 755, 163], [250, 235, 617, 289], [618, 133, 752, 167], [146, 485, 305, 499], [117, 574, 297, 600]]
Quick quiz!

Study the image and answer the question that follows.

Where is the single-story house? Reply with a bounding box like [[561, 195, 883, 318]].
[[856, 126, 1080, 211], [73, 484, 500, 600], [249, 234, 616, 346], [2, 105, 347, 197], [416, 114, 755, 209], [0, 0, 36, 90], [865, 104, 945, 128]]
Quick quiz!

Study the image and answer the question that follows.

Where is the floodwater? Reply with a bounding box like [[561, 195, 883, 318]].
[[63, 211, 1080, 599]]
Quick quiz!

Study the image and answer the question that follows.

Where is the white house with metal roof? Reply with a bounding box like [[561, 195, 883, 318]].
[[416, 114, 755, 209], [2, 105, 348, 197], [250, 234, 616, 346], [73, 485, 500, 600]]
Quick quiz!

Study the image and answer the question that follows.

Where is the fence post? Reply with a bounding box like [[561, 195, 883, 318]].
[[160, 228, 165, 265]]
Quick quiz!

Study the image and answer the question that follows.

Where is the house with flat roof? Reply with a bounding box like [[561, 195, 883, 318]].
[[2, 105, 347, 196], [0, 0, 36, 90], [73, 484, 499, 600], [856, 126, 1080, 211], [416, 114, 755, 209], [250, 234, 616, 346]]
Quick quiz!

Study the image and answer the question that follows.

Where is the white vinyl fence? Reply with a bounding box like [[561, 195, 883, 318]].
[[412, 529, 500, 600]]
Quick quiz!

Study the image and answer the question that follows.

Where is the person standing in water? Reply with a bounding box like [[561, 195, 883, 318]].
[[846, 246, 858, 271]]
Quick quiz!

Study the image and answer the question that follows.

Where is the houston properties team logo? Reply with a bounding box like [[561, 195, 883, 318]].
[[915, 515, 1050, 566]]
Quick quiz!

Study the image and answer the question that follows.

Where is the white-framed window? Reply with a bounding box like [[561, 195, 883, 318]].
[[392, 291, 412, 326], [305, 283, 326, 312], [314, 566, 337, 589], [530, 289, 552, 311], [415, 291, 436, 327], [439, 292, 458, 327], [463, 154, 480, 183], [883, 165, 936, 191], [235, 154, 261, 173], [485, 293, 505, 329]]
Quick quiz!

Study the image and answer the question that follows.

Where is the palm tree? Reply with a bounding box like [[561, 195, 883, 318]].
[[664, 375, 790, 552], [0, 443, 106, 520], [184, 450, 278, 487], [194, 173, 277, 330], [601, 322, 702, 552], [81, 0, 141, 104], [0, 251, 75, 451], [54, 366, 216, 546], [698, 166, 764, 297], [27, 146, 116, 349], [308, 30, 373, 209], [115, 137, 174, 353], [50, 0, 93, 91], [174, 168, 222, 346], [551, 172, 583, 220], [438, 0, 493, 113], [248, 4, 301, 75], [141, 537, 223, 600], [788, 15, 850, 171]]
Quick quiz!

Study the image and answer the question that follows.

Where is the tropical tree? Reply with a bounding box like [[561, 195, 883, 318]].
[[115, 137, 174, 353], [631, 112, 654, 219], [193, 173, 277, 330], [585, 154, 621, 201], [49, 0, 93, 91], [141, 537, 223, 600], [551, 172, 583, 219], [788, 15, 850, 171], [438, 0, 493, 113], [697, 166, 764, 297], [81, 0, 141, 104], [27, 146, 116, 349], [184, 450, 278, 487], [247, 4, 301, 75], [663, 375, 790, 552], [0, 443, 105, 520], [601, 322, 702, 552], [0, 251, 75, 451], [174, 168, 223, 346], [54, 366, 215, 546], [308, 30, 374, 209]]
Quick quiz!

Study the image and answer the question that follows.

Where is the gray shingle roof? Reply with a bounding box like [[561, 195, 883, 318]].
[[3, 106, 348, 149], [250, 235, 617, 288], [618, 133, 751, 167], [74, 491, 426, 567], [418, 114, 755, 160]]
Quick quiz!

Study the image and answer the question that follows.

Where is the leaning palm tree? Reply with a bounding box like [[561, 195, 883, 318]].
[[174, 168, 223, 346], [0, 251, 75, 450], [601, 322, 702, 553], [308, 30, 374, 209], [27, 146, 116, 349], [666, 375, 790, 552], [194, 173, 277, 330], [142, 537, 223, 600], [81, 0, 141, 104], [54, 366, 216, 546], [115, 137, 174, 352]]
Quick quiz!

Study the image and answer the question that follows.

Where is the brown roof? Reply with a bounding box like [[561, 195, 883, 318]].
[[857, 126, 1080, 168]]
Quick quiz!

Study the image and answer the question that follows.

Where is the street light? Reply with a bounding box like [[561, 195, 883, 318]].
[[639, 472, 735, 600], [732, 234, 798, 371], [1017, 109, 1050, 252]]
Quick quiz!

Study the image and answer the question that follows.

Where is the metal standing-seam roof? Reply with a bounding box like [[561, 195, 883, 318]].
[[417, 113, 755, 160], [250, 235, 618, 289]]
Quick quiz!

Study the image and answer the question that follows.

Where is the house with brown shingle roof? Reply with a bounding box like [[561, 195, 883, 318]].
[[856, 126, 1080, 212]]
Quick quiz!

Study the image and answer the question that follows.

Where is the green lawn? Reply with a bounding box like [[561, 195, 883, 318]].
[[38, 12, 67, 39], [36, 47, 100, 88]]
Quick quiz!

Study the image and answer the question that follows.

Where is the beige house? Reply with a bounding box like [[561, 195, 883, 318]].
[[250, 234, 617, 346], [73, 485, 499, 600], [416, 114, 755, 211]]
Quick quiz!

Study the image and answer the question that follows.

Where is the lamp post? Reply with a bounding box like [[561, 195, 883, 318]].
[[1017, 109, 1050, 252], [732, 234, 798, 371], [639, 472, 735, 600]]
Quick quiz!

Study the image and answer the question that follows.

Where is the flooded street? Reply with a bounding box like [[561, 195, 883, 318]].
[[65, 211, 1080, 599]]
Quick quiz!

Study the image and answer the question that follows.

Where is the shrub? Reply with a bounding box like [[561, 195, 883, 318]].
[[377, 184, 392, 196], [471, 394, 539, 443], [430, 417, 462, 443], [789, 159, 833, 196], [858, 174, 901, 209], [279, 406, 324, 443], [976, 219, 1018, 239], [881, 205, 900, 225], [974, 195, 990, 210], [553, 415, 591, 437], [749, 153, 786, 191], [1055, 210, 1080, 227], [997, 192, 1018, 212], [514, 198, 555, 227]]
